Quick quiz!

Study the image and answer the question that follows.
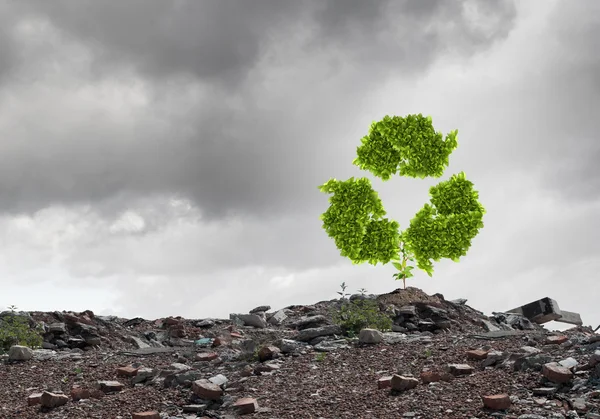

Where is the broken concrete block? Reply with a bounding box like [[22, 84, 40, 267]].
[[557, 310, 583, 326], [507, 297, 562, 324]]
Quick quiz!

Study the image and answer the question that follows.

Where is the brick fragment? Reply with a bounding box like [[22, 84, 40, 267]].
[[132, 412, 160, 419], [482, 394, 511, 410], [233, 397, 259, 415]]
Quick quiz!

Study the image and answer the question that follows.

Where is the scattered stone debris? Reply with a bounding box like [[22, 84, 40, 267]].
[[0, 287, 598, 418]]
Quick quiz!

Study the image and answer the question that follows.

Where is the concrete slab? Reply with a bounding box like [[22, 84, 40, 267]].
[[507, 297, 562, 324], [557, 310, 583, 326]]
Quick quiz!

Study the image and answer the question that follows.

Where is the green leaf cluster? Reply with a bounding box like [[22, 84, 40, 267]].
[[353, 114, 458, 180], [319, 177, 400, 265], [319, 113, 485, 286], [403, 172, 485, 275], [0, 309, 43, 352], [330, 298, 392, 337]]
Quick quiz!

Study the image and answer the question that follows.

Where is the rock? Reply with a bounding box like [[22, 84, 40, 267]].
[[70, 386, 91, 401], [590, 350, 600, 366], [571, 398, 587, 412], [513, 352, 551, 372], [267, 309, 287, 326], [481, 350, 506, 367], [276, 338, 308, 354], [546, 335, 569, 345], [295, 325, 341, 342], [96, 380, 124, 393], [313, 339, 350, 352], [420, 370, 442, 383], [258, 345, 281, 362], [450, 298, 468, 305], [132, 367, 155, 384], [116, 366, 139, 377], [377, 376, 393, 389], [234, 397, 259, 415], [358, 328, 384, 344], [445, 364, 474, 376], [542, 362, 573, 383], [230, 313, 267, 328], [254, 361, 281, 375], [48, 322, 66, 333], [196, 319, 215, 327], [398, 305, 417, 316], [27, 393, 43, 406], [8, 345, 33, 361], [482, 320, 501, 332], [196, 352, 219, 362], [482, 394, 511, 410], [40, 391, 69, 408], [390, 375, 419, 391], [132, 412, 160, 419], [192, 379, 224, 400], [559, 357, 579, 369], [208, 374, 228, 388], [249, 305, 270, 314], [466, 349, 488, 360], [289, 315, 328, 329]]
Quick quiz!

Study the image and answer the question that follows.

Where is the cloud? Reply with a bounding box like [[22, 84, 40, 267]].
[[0, 0, 517, 220]]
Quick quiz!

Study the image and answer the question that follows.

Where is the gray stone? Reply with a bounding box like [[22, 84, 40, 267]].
[[230, 313, 267, 328], [289, 315, 328, 329], [481, 350, 506, 367], [482, 320, 501, 332], [48, 323, 66, 333], [398, 306, 416, 316], [450, 298, 468, 305], [358, 328, 384, 344], [296, 325, 341, 342], [132, 367, 156, 384], [514, 354, 552, 371], [558, 357, 579, 369], [313, 339, 350, 352], [267, 310, 287, 326], [195, 319, 215, 328], [208, 374, 228, 388], [249, 305, 271, 314], [8, 345, 34, 361], [275, 339, 308, 354]]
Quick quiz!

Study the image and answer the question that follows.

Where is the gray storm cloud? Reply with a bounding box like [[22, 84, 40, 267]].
[[0, 0, 517, 219]]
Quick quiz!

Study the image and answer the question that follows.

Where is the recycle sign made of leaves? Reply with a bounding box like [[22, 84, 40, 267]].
[[318, 114, 486, 288]]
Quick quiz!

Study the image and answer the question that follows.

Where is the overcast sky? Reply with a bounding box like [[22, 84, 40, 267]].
[[0, 0, 598, 330]]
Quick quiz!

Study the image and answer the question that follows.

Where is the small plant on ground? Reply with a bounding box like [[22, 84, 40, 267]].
[[0, 305, 43, 352], [319, 114, 486, 289], [331, 290, 392, 337], [337, 282, 350, 300], [315, 352, 327, 362]]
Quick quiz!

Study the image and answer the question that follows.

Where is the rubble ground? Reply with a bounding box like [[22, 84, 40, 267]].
[[1, 287, 599, 419]]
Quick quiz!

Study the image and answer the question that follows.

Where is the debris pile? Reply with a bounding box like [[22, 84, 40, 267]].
[[0, 287, 597, 418]]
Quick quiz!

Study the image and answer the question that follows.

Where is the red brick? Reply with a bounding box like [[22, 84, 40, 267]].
[[377, 376, 392, 389], [116, 366, 139, 377], [195, 352, 219, 362], [27, 393, 42, 406], [192, 379, 223, 400], [420, 371, 442, 383], [543, 363, 573, 383], [233, 397, 258, 415], [391, 375, 419, 391], [466, 349, 489, 360], [482, 394, 511, 410], [70, 386, 91, 401], [40, 391, 69, 408], [546, 335, 568, 345], [132, 412, 160, 419]]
